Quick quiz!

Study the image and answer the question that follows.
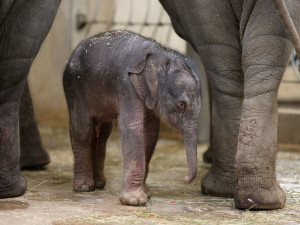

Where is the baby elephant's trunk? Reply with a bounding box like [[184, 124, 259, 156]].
[[182, 131, 198, 183]]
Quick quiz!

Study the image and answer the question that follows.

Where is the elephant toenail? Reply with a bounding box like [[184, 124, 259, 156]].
[[81, 185, 89, 191], [129, 197, 138, 205], [140, 197, 147, 205], [120, 197, 126, 205]]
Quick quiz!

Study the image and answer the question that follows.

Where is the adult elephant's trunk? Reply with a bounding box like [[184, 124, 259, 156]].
[[182, 126, 198, 183]]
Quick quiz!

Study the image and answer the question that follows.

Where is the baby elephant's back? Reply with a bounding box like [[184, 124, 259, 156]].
[[64, 29, 158, 102], [63, 30, 155, 113], [71, 30, 151, 76]]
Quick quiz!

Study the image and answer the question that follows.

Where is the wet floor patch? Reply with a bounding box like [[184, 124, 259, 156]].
[[0, 200, 29, 211]]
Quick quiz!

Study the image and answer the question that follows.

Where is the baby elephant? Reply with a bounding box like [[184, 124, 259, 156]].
[[63, 29, 201, 206]]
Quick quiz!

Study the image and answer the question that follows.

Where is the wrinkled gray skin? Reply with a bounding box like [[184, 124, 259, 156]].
[[160, 0, 300, 210], [1, 0, 298, 211], [63, 30, 201, 206], [19, 81, 50, 169], [0, 0, 61, 198]]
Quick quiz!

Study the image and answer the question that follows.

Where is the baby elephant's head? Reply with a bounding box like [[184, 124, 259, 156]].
[[129, 53, 201, 183]]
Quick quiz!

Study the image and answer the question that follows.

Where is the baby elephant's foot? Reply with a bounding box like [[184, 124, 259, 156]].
[[94, 176, 106, 189], [73, 178, 94, 192], [120, 187, 147, 206]]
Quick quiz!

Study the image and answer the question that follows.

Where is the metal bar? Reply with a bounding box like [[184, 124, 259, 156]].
[[139, 0, 151, 34], [88, 20, 171, 26], [105, 0, 116, 31], [84, 0, 101, 39], [125, 0, 134, 29], [165, 25, 173, 46], [152, 7, 164, 38], [69, 0, 74, 53], [281, 80, 300, 83]]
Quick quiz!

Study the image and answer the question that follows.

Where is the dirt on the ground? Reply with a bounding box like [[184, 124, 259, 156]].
[[0, 125, 299, 225]]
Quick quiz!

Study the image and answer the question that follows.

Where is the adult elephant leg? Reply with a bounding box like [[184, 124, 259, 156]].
[[0, 0, 60, 198], [202, 87, 212, 163], [160, 0, 244, 197], [192, 3, 244, 198], [201, 61, 243, 197], [0, 82, 27, 198], [19, 80, 50, 169], [202, 144, 213, 163], [234, 0, 299, 209]]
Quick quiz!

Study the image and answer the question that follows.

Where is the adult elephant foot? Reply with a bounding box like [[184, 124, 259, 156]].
[[233, 109, 287, 210], [19, 81, 50, 170], [234, 180, 286, 210], [201, 166, 235, 198], [19, 132, 50, 170], [233, 95, 287, 209], [0, 114, 27, 198], [200, 92, 243, 198], [0, 171, 27, 199]]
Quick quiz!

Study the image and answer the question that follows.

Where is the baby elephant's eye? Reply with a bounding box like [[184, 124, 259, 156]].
[[177, 101, 186, 111]]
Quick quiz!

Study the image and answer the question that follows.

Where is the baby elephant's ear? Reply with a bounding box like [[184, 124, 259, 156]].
[[129, 53, 166, 109]]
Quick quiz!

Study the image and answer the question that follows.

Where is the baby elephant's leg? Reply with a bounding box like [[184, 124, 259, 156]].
[[143, 112, 160, 199], [69, 103, 95, 192], [119, 115, 148, 205], [92, 122, 113, 189]]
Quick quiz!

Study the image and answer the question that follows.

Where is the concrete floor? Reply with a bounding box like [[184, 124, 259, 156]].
[[0, 125, 299, 225]]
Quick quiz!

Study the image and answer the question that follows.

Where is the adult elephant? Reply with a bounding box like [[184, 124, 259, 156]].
[[159, 0, 300, 210], [0, 0, 61, 198]]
